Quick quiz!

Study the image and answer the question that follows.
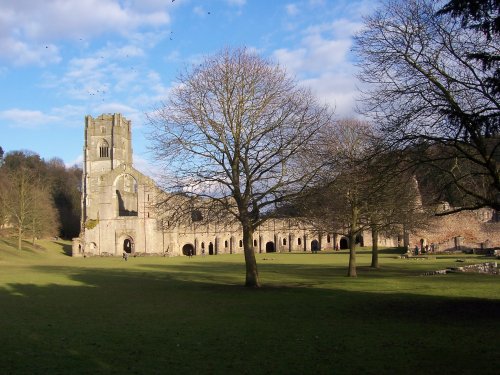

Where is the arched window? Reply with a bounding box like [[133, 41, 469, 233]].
[[115, 174, 138, 216], [283, 238, 287, 246], [254, 239, 257, 247], [298, 238, 302, 245], [99, 139, 109, 158], [225, 240, 228, 248], [239, 240, 243, 247]]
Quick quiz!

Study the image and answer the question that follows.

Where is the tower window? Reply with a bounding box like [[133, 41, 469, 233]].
[[99, 140, 109, 158]]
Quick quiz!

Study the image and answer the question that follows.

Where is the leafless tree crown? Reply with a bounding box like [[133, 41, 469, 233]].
[[148, 47, 332, 226], [354, 0, 499, 211]]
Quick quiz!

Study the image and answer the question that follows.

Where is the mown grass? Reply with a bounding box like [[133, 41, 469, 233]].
[[0, 238, 498, 374]]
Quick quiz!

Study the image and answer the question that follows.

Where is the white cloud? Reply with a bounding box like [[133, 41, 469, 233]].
[[285, 4, 299, 16], [0, 0, 171, 66], [0, 104, 91, 131], [0, 39, 61, 66], [93, 103, 140, 120], [52, 105, 87, 123], [302, 73, 359, 117], [42, 43, 144, 98], [273, 48, 307, 75], [0, 109, 61, 129], [226, 0, 246, 5], [272, 18, 362, 116], [193, 6, 207, 17], [308, 0, 326, 5], [133, 154, 162, 180]]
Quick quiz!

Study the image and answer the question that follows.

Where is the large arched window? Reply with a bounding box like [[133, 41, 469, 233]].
[[99, 139, 109, 158], [115, 174, 138, 216]]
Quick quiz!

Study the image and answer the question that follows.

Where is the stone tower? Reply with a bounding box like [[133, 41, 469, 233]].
[[81, 113, 133, 224]]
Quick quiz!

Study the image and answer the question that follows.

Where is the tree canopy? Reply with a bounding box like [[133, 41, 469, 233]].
[[355, 0, 499, 212], [148, 47, 331, 286], [0, 150, 82, 247]]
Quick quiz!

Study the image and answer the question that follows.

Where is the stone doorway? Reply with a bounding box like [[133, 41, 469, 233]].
[[265, 241, 275, 253], [311, 239, 319, 252], [340, 237, 349, 249], [182, 243, 195, 256], [208, 242, 214, 255], [123, 237, 134, 254]]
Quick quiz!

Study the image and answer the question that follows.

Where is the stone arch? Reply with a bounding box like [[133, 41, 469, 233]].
[[123, 236, 134, 254], [311, 239, 319, 252], [265, 241, 275, 253], [208, 242, 214, 255], [182, 243, 195, 256], [114, 174, 138, 216], [340, 237, 349, 249], [355, 234, 364, 246], [89, 242, 98, 254]]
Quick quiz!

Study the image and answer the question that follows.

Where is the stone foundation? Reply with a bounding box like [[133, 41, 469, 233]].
[[421, 262, 498, 276]]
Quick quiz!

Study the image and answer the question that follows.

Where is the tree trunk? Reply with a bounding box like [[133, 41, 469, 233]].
[[347, 230, 357, 277], [347, 204, 359, 277], [32, 214, 35, 246], [18, 226, 22, 251], [242, 222, 260, 287], [371, 226, 379, 268]]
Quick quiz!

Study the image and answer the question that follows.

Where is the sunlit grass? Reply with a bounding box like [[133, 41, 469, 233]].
[[0, 237, 498, 374]]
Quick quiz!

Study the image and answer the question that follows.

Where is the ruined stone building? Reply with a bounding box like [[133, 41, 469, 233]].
[[72, 114, 398, 257], [71, 113, 498, 257]]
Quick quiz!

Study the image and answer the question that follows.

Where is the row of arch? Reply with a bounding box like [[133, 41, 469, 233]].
[[180, 236, 363, 256], [82, 234, 364, 256]]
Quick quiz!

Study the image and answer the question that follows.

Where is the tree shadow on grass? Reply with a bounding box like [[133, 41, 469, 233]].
[[0, 237, 41, 254], [55, 240, 73, 256], [1, 264, 499, 374], [1, 262, 499, 374]]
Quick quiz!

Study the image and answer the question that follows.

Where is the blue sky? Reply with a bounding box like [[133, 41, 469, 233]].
[[0, 0, 374, 175]]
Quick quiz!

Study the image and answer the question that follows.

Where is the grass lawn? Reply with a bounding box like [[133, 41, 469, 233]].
[[0, 238, 498, 374]]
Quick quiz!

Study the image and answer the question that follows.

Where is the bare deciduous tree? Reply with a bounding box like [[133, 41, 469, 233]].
[[295, 119, 373, 277], [295, 119, 428, 273], [355, 0, 500, 212], [29, 183, 59, 245], [0, 167, 57, 250], [148, 47, 331, 287]]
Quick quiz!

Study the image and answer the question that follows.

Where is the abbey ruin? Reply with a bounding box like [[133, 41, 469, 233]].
[[72, 114, 499, 257]]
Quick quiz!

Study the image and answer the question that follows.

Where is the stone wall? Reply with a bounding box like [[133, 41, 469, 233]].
[[410, 209, 500, 252]]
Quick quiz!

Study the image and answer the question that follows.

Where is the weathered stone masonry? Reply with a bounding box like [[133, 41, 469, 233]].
[[72, 113, 498, 257], [72, 114, 392, 257]]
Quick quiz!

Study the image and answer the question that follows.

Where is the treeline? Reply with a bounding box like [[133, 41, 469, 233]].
[[0, 148, 82, 249]]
